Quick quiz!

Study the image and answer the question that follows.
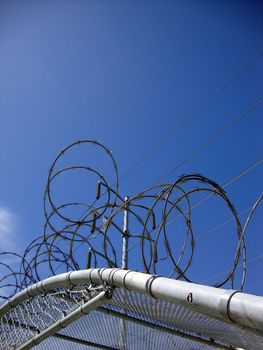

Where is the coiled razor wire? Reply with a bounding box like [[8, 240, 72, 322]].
[[0, 140, 262, 302]]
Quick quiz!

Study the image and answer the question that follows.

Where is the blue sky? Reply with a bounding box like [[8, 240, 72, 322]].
[[0, 0, 262, 295]]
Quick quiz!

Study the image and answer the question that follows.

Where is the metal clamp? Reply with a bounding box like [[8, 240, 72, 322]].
[[145, 275, 159, 299], [219, 289, 241, 323]]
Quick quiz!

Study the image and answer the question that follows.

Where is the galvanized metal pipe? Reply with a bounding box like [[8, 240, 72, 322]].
[[119, 196, 129, 350], [121, 196, 129, 270], [1, 268, 263, 334]]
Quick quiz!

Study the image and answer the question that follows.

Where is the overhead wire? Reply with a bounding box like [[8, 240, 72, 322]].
[[113, 157, 262, 265], [39, 91, 263, 291], [164, 157, 263, 226], [42, 143, 262, 287], [202, 253, 263, 285], [73, 52, 263, 221], [119, 51, 263, 182], [0, 139, 261, 300], [1, 53, 263, 300], [155, 98, 263, 184]]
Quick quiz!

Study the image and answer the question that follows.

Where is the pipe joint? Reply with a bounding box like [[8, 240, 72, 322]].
[[145, 275, 159, 299], [219, 289, 241, 324]]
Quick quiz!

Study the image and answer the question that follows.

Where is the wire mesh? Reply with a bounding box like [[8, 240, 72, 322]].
[[1, 285, 263, 350], [0, 284, 105, 350]]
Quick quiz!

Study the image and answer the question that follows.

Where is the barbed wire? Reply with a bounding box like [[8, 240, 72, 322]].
[[0, 140, 262, 302]]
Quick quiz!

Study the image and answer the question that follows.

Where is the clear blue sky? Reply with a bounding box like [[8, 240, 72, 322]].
[[0, 1, 262, 295]]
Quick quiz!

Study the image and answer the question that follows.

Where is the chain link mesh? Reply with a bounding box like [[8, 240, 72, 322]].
[[1, 285, 263, 350], [0, 284, 105, 350]]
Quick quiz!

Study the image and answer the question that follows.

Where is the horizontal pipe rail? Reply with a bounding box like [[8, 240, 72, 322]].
[[1, 268, 263, 334]]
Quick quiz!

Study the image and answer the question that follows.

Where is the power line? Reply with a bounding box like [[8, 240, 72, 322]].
[[155, 98, 263, 184], [119, 51, 263, 183], [152, 204, 256, 265], [202, 253, 263, 284], [75, 54, 263, 221], [223, 159, 263, 188], [183, 158, 263, 213], [122, 157, 262, 259], [194, 206, 253, 241], [47, 155, 262, 280], [42, 52, 263, 282], [117, 158, 262, 268]]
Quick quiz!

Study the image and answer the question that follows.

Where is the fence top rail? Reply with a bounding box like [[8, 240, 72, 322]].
[[1, 268, 263, 334]]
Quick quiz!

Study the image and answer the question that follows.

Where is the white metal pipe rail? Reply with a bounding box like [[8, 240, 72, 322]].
[[1, 268, 263, 335]]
